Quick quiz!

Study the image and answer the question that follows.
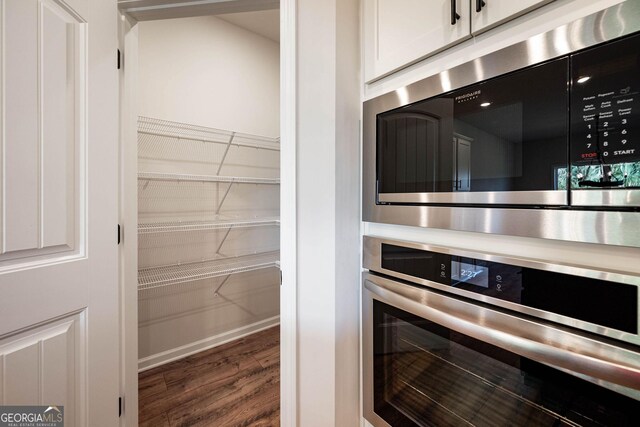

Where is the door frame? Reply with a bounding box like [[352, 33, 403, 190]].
[[118, 2, 298, 425], [119, 11, 139, 427], [279, 0, 297, 425]]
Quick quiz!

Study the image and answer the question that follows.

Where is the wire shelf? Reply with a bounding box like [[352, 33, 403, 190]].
[[138, 218, 280, 234], [138, 116, 280, 151], [138, 172, 280, 184], [138, 251, 280, 291]]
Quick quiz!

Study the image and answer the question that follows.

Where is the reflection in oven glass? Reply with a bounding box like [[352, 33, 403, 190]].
[[374, 302, 639, 426]]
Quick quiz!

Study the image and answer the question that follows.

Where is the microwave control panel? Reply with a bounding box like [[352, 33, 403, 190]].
[[571, 33, 640, 171]]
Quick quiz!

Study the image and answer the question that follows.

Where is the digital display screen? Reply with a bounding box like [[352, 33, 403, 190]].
[[451, 261, 489, 288]]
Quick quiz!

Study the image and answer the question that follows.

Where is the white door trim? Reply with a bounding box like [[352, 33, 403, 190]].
[[119, 12, 139, 427], [118, 2, 298, 425], [279, 0, 297, 425]]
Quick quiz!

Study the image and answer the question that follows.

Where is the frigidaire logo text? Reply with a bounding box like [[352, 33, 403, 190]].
[[455, 90, 481, 102]]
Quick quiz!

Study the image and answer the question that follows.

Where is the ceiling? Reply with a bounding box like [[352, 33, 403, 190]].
[[118, 0, 279, 22], [218, 9, 280, 42]]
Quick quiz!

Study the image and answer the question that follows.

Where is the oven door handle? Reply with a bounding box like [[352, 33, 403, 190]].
[[365, 275, 640, 395]]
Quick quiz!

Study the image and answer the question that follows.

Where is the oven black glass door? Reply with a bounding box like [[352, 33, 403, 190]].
[[372, 300, 640, 426], [376, 57, 568, 205]]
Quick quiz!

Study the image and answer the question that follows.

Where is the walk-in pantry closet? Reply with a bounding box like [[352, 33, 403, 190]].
[[133, 10, 281, 425]]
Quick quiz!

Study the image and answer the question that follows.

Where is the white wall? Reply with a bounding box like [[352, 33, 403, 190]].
[[136, 14, 280, 367], [138, 14, 280, 137]]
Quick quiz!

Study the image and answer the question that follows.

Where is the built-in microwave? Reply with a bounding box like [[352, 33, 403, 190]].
[[363, 2, 640, 247]]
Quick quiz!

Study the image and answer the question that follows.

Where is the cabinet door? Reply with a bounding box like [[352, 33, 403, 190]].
[[364, 0, 471, 82], [471, 0, 554, 34]]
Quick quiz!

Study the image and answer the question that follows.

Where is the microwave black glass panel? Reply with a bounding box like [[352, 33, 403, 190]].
[[570, 33, 640, 189], [373, 301, 640, 427], [377, 58, 568, 196], [380, 244, 638, 333]]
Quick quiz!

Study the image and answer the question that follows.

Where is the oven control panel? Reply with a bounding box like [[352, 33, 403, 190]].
[[379, 243, 637, 334]]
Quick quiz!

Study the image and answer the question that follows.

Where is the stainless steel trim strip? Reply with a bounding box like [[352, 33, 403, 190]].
[[363, 1, 640, 246], [365, 205, 640, 247], [363, 273, 640, 405], [378, 190, 567, 205], [572, 189, 640, 207], [363, 236, 640, 345]]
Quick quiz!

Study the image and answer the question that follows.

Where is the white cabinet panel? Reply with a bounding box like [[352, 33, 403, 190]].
[[471, 0, 554, 34], [364, 0, 471, 82]]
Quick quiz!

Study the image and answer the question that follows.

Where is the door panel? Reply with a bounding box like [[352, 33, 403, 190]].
[[1, 0, 83, 265], [0, 0, 118, 425], [0, 313, 83, 426], [4, 0, 40, 252], [378, 113, 440, 193], [42, 0, 79, 249]]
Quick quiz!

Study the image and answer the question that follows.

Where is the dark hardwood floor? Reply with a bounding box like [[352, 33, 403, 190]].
[[139, 326, 280, 427]]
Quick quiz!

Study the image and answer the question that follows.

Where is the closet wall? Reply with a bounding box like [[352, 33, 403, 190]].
[[136, 15, 280, 369]]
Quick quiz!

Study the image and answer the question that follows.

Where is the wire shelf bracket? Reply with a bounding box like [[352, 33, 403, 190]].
[[216, 132, 236, 176], [213, 275, 231, 297]]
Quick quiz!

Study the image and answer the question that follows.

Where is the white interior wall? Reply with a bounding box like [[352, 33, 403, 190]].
[[136, 14, 280, 367], [138, 15, 279, 137]]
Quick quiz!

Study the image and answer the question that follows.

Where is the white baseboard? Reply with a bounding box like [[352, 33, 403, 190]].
[[138, 316, 280, 372]]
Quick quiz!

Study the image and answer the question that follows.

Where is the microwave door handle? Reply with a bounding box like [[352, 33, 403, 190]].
[[364, 277, 640, 394], [451, 0, 460, 25]]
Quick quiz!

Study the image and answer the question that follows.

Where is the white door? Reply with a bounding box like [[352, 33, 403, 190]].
[[0, 0, 119, 426], [471, 0, 554, 34], [363, 0, 471, 82]]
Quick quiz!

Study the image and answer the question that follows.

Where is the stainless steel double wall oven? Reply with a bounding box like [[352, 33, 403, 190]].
[[363, 1, 640, 247], [362, 3, 640, 426]]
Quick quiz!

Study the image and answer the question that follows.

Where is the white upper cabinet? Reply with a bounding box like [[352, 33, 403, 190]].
[[364, 0, 471, 82], [471, 0, 554, 34], [363, 0, 558, 82]]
